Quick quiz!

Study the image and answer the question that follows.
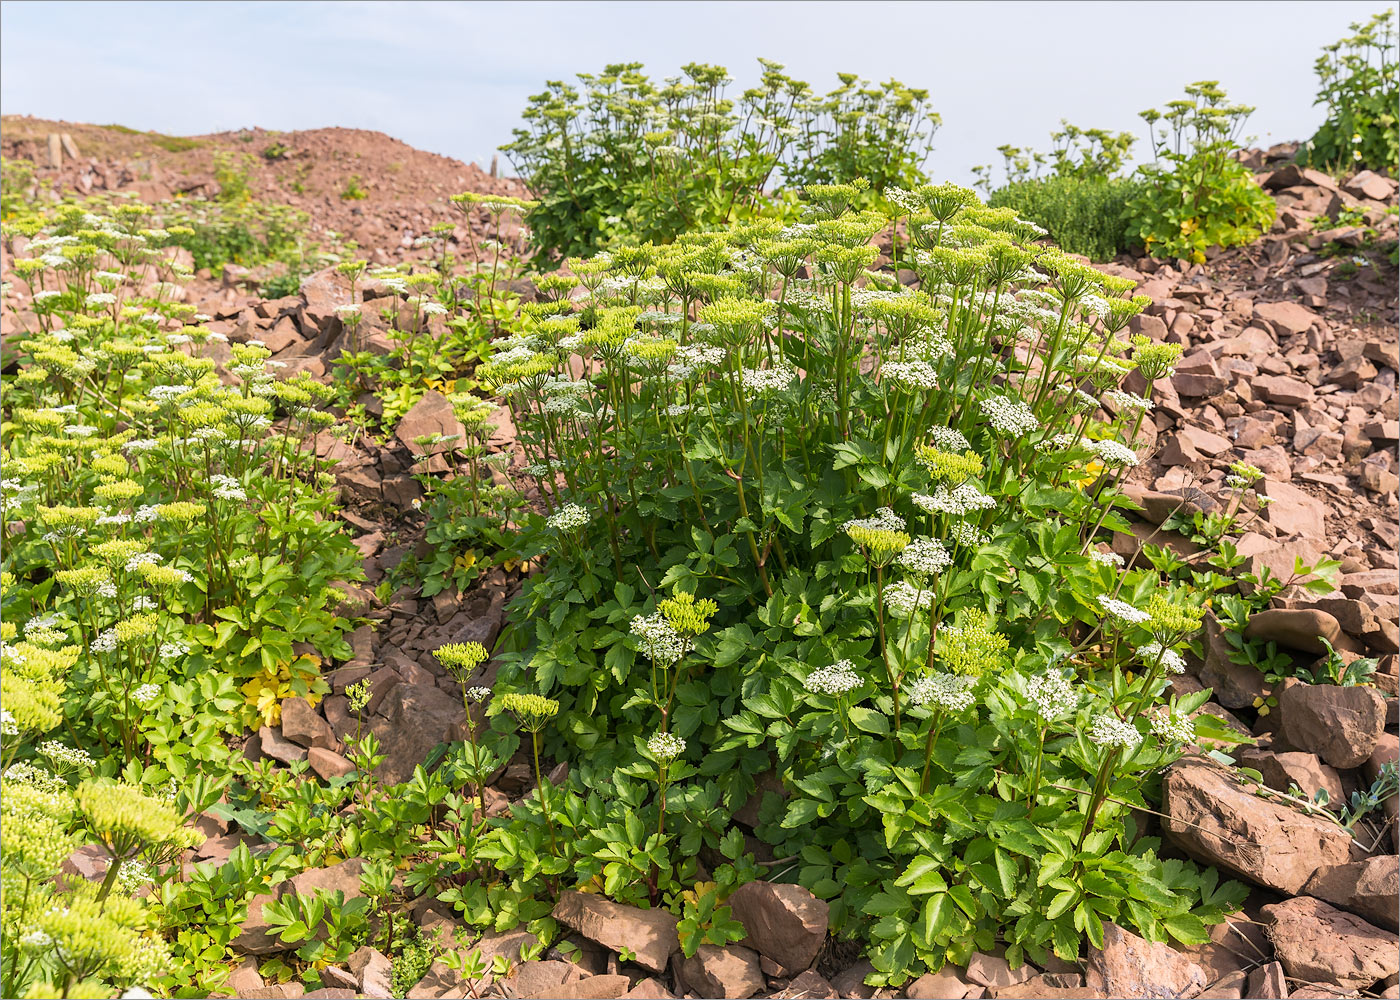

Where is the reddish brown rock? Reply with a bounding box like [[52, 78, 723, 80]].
[[1254, 301, 1320, 336], [1261, 896, 1395, 991], [1197, 613, 1270, 711], [1240, 750, 1343, 805], [1162, 425, 1233, 464], [1161, 760, 1353, 894], [770, 969, 838, 998], [906, 967, 975, 999], [255, 725, 308, 765], [307, 747, 356, 780], [1301, 856, 1399, 931], [347, 945, 393, 999], [525, 974, 631, 999], [297, 266, 349, 340], [1245, 961, 1287, 999], [622, 977, 679, 1000], [280, 697, 339, 750], [965, 951, 1034, 990], [231, 892, 282, 955], [727, 880, 828, 974], [1278, 682, 1386, 769], [1084, 922, 1206, 999], [1254, 375, 1315, 408], [394, 390, 467, 457], [552, 891, 679, 974], [1244, 608, 1343, 655], [1343, 170, 1397, 202], [1257, 481, 1327, 543], [681, 944, 765, 999]]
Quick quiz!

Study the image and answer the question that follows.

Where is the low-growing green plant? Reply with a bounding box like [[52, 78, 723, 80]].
[[1300, 10, 1399, 173], [102, 123, 203, 153], [390, 932, 436, 998], [1125, 81, 1276, 262], [1303, 639, 1378, 688], [341, 174, 369, 201], [501, 60, 938, 260]]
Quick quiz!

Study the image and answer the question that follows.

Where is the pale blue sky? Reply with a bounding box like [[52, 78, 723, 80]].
[[1, 1, 1392, 185]]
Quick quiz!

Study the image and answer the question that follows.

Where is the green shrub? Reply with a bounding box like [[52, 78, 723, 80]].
[[1300, 10, 1399, 174], [501, 60, 938, 260], [979, 122, 1136, 191], [989, 175, 1142, 260], [164, 198, 313, 276], [1125, 81, 1275, 262]]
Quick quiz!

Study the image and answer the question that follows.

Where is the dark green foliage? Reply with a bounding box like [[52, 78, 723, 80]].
[[1125, 81, 1275, 262], [1300, 10, 1399, 174], [501, 60, 938, 261], [989, 176, 1142, 261]]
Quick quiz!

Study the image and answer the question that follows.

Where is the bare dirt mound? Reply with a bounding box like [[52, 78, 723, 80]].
[[2, 116, 528, 257]]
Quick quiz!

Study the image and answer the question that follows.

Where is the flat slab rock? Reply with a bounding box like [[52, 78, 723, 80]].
[[1261, 895, 1396, 991], [1278, 682, 1387, 769], [552, 891, 679, 974], [1084, 922, 1207, 999], [680, 943, 765, 999], [1161, 759, 1353, 894], [1302, 855, 1399, 931], [726, 879, 828, 974]]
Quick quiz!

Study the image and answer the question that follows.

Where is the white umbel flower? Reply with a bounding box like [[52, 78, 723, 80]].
[[647, 731, 686, 760], [907, 673, 977, 712], [805, 660, 860, 696], [1137, 642, 1186, 675], [1088, 713, 1142, 750], [927, 426, 970, 452], [979, 394, 1039, 436], [1097, 594, 1150, 627], [843, 507, 906, 534], [1092, 439, 1140, 468], [546, 503, 590, 531], [881, 360, 939, 391], [913, 483, 995, 516], [883, 580, 934, 618], [1150, 710, 1195, 746], [1025, 669, 1078, 721], [209, 475, 247, 501], [898, 537, 951, 577], [630, 613, 684, 666]]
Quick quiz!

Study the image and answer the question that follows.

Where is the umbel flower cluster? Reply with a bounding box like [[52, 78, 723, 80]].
[[1, 200, 368, 997], [485, 177, 1238, 988]]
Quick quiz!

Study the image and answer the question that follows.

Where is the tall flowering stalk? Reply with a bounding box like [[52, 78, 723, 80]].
[[435, 641, 493, 826], [499, 692, 561, 858]]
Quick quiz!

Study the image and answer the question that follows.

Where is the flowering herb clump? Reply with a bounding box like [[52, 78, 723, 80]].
[[471, 178, 1247, 986]]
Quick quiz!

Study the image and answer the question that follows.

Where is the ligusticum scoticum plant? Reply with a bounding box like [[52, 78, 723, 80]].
[[468, 179, 1246, 986]]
